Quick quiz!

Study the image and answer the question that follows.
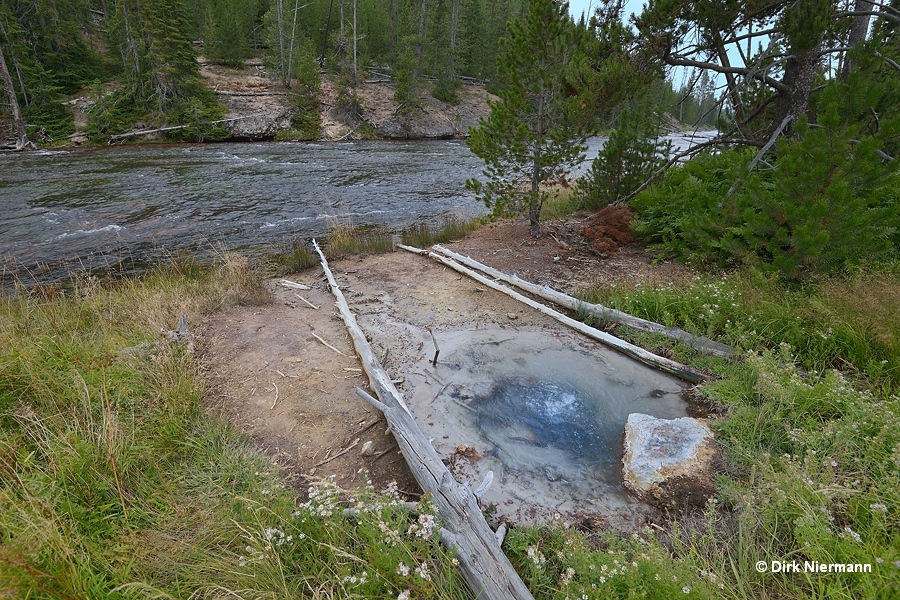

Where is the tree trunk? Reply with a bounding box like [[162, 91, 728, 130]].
[[714, 35, 749, 138], [772, 2, 830, 137], [287, 0, 301, 85], [529, 83, 545, 231], [772, 42, 820, 136], [0, 42, 32, 150], [841, 0, 874, 79], [448, 0, 460, 80], [276, 0, 289, 89]]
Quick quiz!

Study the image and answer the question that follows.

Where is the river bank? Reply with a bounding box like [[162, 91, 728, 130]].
[[58, 60, 494, 145]]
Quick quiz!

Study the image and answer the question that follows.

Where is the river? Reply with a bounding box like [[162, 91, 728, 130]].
[[1, 133, 715, 285]]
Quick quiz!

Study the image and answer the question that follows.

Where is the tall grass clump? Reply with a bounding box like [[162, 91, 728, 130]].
[[0, 258, 470, 599], [539, 185, 583, 221], [325, 221, 394, 257], [579, 266, 900, 388], [400, 215, 480, 248], [270, 238, 319, 274]]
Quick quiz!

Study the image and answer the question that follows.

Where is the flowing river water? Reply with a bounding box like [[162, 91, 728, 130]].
[[1, 140, 486, 284], [1, 133, 715, 285]]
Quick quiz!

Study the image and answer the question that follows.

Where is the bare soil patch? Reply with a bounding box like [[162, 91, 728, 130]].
[[199, 217, 697, 525]]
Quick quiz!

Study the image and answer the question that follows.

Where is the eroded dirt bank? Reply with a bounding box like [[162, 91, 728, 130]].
[[200, 218, 698, 529]]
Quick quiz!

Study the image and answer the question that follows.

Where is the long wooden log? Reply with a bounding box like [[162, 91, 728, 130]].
[[398, 244, 706, 383], [108, 111, 288, 141], [313, 240, 535, 600], [214, 90, 289, 96], [431, 245, 733, 359]]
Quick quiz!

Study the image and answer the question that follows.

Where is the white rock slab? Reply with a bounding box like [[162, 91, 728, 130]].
[[622, 413, 717, 509]]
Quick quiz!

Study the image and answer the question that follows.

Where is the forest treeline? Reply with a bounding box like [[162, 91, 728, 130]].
[[0, 0, 721, 146], [1, 0, 898, 279]]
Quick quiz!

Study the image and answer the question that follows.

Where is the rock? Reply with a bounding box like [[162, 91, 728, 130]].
[[506, 313, 518, 320], [622, 413, 717, 509], [360, 440, 376, 457], [224, 110, 292, 140]]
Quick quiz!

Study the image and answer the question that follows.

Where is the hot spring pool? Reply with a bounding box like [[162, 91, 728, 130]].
[[402, 327, 689, 528]]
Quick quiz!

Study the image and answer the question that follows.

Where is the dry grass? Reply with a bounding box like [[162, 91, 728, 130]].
[[323, 221, 393, 257], [817, 270, 900, 348]]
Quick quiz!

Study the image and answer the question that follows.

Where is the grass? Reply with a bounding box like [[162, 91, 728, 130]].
[[400, 215, 480, 248], [323, 221, 394, 258], [567, 263, 900, 599], [269, 238, 320, 274], [0, 257, 468, 599], [3, 250, 898, 599], [540, 185, 584, 221]]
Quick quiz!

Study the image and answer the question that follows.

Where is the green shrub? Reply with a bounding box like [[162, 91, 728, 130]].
[[86, 91, 149, 140], [21, 101, 75, 142], [578, 108, 671, 208], [733, 107, 899, 280], [630, 77, 900, 281], [165, 95, 229, 142], [630, 148, 751, 266]]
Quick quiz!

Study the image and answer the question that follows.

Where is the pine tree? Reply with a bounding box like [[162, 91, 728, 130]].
[[203, 0, 255, 67], [465, 0, 593, 230]]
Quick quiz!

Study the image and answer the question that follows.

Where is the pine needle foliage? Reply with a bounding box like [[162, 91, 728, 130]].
[[632, 72, 900, 281], [466, 0, 595, 231]]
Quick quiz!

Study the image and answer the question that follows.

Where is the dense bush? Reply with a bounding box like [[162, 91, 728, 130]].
[[21, 101, 75, 142], [578, 109, 671, 208], [631, 79, 899, 281], [630, 148, 751, 266]]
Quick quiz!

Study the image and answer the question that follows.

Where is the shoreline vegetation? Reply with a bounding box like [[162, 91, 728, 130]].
[[2, 217, 898, 599]]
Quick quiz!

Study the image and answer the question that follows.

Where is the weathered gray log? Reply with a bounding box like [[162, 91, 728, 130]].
[[398, 244, 706, 383], [213, 90, 288, 96], [431, 244, 732, 359], [313, 240, 411, 416], [108, 112, 285, 141], [313, 239, 535, 600]]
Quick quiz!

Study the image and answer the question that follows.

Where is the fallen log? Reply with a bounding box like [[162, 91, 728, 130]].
[[314, 240, 534, 600], [213, 90, 288, 96], [108, 111, 288, 141], [398, 244, 706, 383], [431, 244, 732, 359]]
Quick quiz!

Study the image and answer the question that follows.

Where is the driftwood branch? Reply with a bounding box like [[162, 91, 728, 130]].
[[315, 438, 360, 467], [426, 326, 440, 366], [431, 245, 732, 359], [399, 244, 706, 383], [214, 90, 288, 96], [295, 293, 320, 309], [313, 240, 534, 599], [108, 111, 287, 141], [279, 278, 312, 290], [311, 332, 347, 356]]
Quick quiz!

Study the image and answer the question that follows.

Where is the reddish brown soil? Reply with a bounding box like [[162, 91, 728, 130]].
[[579, 206, 636, 256]]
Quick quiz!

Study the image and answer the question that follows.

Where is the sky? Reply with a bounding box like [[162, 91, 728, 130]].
[[567, 0, 645, 23]]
